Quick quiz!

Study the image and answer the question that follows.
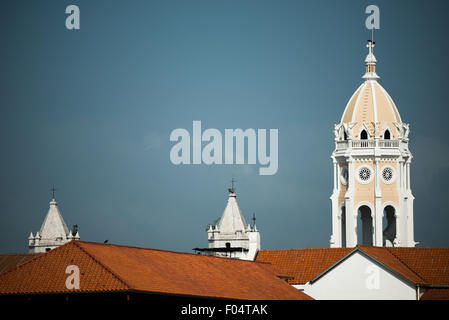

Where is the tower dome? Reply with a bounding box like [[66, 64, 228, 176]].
[[329, 40, 415, 249], [339, 40, 402, 140]]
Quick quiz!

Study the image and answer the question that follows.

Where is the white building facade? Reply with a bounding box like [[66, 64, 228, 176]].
[[300, 250, 418, 300], [330, 40, 416, 248], [28, 198, 79, 253]]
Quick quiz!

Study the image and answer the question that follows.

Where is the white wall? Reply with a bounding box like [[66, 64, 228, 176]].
[[303, 252, 416, 300]]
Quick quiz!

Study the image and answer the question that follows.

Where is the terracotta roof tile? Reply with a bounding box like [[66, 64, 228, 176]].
[[0, 253, 41, 274], [387, 247, 449, 285], [0, 241, 312, 300], [256, 246, 449, 287], [420, 289, 449, 300], [357, 246, 425, 284], [255, 248, 352, 284]]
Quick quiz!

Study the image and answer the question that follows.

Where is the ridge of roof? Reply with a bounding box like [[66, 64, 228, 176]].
[[352, 246, 427, 285], [76, 240, 272, 267], [256, 247, 352, 285], [0, 253, 42, 275], [384, 247, 430, 284], [0, 241, 132, 289], [256, 246, 440, 286], [0, 251, 47, 278], [0, 240, 310, 299], [72, 241, 132, 290]]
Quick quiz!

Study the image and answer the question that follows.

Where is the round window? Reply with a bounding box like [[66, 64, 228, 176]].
[[357, 166, 373, 184], [381, 166, 396, 184]]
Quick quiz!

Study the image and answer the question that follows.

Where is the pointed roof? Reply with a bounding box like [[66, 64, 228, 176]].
[[0, 241, 312, 300], [217, 190, 247, 233], [39, 199, 70, 239]]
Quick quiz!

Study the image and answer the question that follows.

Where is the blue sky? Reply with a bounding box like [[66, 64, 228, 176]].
[[1, 0, 448, 252]]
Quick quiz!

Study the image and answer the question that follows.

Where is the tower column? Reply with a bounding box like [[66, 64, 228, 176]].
[[374, 158, 383, 246], [330, 157, 341, 247], [345, 157, 356, 247], [405, 158, 415, 246]]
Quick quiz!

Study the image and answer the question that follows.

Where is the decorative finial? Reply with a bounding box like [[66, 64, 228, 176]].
[[362, 40, 380, 81], [252, 213, 256, 228]]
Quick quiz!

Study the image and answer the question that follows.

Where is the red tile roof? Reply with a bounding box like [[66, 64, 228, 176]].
[[0, 253, 41, 274], [255, 248, 352, 284], [356, 246, 425, 285], [0, 241, 312, 300], [256, 246, 449, 287], [420, 289, 449, 300], [387, 247, 449, 285]]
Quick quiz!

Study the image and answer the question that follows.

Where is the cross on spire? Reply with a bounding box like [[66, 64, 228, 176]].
[[367, 39, 375, 55], [228, 177, 236, 194], [50, 186, 57, 200], [252, 213, 256, 227], [362, 39, 379, 81]]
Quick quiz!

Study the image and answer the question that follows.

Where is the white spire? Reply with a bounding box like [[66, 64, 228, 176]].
[[39, 199, 70, 240], [217, 190, 247, 233], [362, 40, 380, 81], [29, 197, 77, 253], [207, 188, 260, 260]]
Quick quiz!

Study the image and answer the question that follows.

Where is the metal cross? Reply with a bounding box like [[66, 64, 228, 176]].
[[50, 186, 57, 199], [228, 177, 236, 193]]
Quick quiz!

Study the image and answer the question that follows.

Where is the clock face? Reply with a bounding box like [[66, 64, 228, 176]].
[[340, 166, 348, 185]]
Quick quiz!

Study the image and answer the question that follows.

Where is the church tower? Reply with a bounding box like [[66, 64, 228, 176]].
[[330, 40, 416, 248], [206, 187, 260, 260], [28, 197, 79, 253]]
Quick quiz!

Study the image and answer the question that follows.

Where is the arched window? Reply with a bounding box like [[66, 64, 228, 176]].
[[357, 205, 373, 245], [360, 129, 368, 140], [384, 129, 391, 140], [343, 130, 348, 141], [383, 206, 396, 246], [341, 206, 346, 247]]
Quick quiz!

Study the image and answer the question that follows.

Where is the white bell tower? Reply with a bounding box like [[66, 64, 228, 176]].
[[329, 40, 416, 248], [206, 187, 260, 260], [28, 196, 79, 253]]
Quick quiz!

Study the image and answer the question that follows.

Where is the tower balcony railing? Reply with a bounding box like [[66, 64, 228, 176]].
[[336, 139, 403, 150]]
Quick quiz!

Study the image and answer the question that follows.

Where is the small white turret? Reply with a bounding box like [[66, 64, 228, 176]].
[[28, 232, 34, 246]]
